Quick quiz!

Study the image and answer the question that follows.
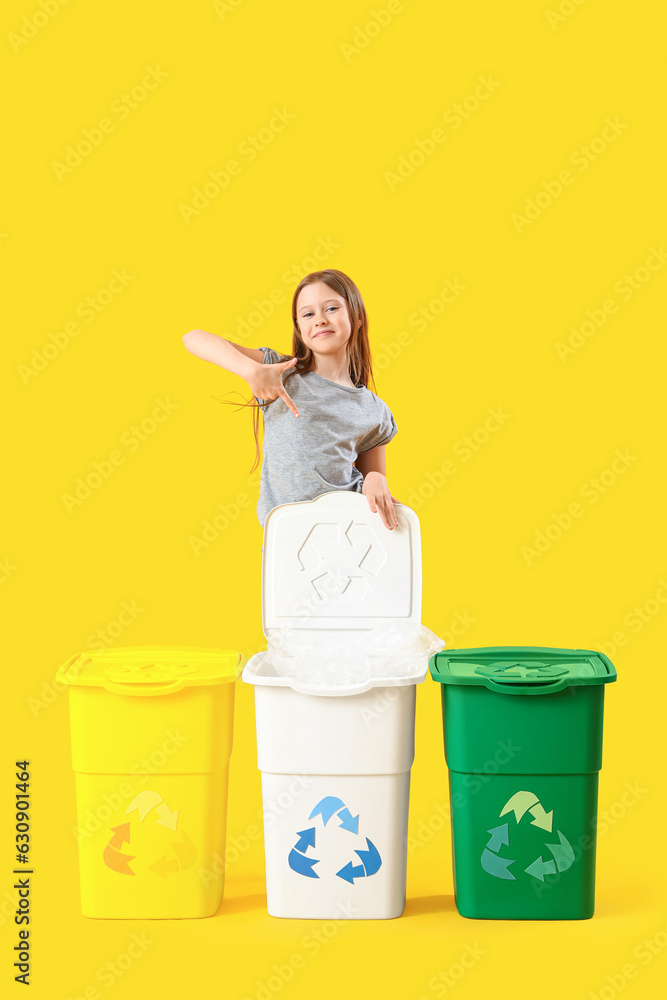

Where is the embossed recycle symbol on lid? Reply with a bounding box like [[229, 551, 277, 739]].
[[480, 791, 576, 883], [297, 521, 387, 604], [287, 796, 382, 885], [104, 661, 199, 684], [474, 661, 569, 680]]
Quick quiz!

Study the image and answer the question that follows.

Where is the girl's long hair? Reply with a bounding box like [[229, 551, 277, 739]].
[[213, 269, 377, 473]]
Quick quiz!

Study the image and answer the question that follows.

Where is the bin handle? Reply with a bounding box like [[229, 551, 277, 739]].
[[482, 676, 569, 696], [102, 678, 186, 696]]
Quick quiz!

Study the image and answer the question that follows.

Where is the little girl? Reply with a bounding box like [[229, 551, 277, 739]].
[[182, 268, 400, 535]]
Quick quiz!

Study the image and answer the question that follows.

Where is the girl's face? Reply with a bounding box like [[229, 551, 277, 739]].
[[295, 281, 353, 354]]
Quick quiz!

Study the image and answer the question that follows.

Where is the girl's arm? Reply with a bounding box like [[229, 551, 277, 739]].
[[182, 330, 300, 417], [182, 329, 264, 378], [355, 445, 400, 530]]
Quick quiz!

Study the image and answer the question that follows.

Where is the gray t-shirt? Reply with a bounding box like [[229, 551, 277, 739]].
[[253, 346, 398, 528]]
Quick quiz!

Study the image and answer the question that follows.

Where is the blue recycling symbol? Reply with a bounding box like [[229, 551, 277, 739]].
[[288, 796, 382, 884]]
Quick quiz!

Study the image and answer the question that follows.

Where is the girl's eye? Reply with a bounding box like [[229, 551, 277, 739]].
[[303, 306, 338, 317]]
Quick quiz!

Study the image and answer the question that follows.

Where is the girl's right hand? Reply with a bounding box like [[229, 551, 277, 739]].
[[248, 357, 300, 418]]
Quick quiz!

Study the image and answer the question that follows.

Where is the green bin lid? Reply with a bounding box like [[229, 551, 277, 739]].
[[56, 646, 245, 696], [429, 646, 617, 696]]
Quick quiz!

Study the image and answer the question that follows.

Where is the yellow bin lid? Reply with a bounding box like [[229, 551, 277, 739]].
[[56, 646, 245, 696]]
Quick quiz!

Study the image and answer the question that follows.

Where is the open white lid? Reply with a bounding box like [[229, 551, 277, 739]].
[[261, 491, 422, 636]]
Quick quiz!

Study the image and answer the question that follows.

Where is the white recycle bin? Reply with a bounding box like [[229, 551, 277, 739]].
[[243, 490, 425, 920]]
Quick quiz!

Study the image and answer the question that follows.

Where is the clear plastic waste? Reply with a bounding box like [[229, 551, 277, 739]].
[[264, 623, 445, 687], [366, 622, 446, 679]]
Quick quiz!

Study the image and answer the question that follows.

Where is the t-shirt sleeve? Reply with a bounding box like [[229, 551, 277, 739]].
[[357, 400, 398, 453], [259, 346, 292, 365]]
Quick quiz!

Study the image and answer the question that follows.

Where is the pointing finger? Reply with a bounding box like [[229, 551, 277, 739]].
[[279, 388, 299, 418]]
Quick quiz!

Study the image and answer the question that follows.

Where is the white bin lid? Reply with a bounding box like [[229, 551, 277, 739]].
[[261, 491, 422, 636], [244, 491, 425, 695]]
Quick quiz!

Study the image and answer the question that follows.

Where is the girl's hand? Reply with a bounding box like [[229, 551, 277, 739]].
[[248, 358, 300, 418], [362, 472, 400, 530]]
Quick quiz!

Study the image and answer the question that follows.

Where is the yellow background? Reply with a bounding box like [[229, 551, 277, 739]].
[[2, 0, 666, 997]]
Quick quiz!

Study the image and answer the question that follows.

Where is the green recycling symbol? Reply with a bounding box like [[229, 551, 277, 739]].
[[480, 791, 576, 882]]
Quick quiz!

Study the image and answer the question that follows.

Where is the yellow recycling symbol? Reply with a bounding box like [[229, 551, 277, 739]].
[[103, 790, 197, 878], [481, 790, 576, 882]]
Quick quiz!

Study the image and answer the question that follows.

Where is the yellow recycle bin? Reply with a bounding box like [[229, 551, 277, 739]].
[[57, 646, 245, 919]]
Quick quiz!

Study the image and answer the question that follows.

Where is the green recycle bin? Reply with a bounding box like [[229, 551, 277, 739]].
[[429, 646, 617, 919]]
